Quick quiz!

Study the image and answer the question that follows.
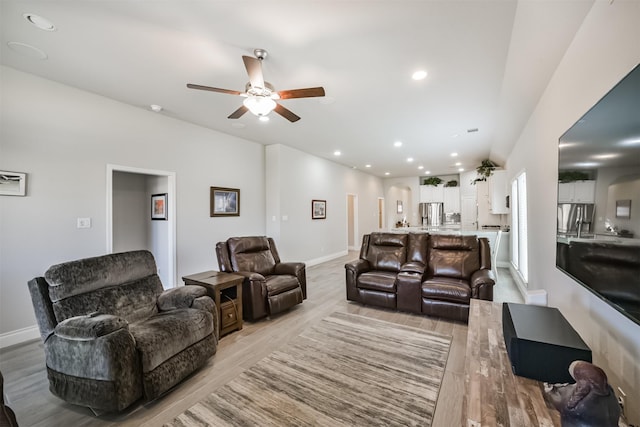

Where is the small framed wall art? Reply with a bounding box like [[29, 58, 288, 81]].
[[211, 187, 240, 217], [312, 199, 326, 219], [0, 171, 27, 196], [397, 200, 403, 214], [151, 193, 168, 220], [616, 199, 631, 219]]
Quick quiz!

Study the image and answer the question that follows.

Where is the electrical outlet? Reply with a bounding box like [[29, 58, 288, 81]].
[[77, 217, 91, 229]]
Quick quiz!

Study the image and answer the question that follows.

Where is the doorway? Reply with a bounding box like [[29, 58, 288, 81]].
[[346, 194, 358, 250], [106, 164, 177, 288], [377, 197, 385, 229]]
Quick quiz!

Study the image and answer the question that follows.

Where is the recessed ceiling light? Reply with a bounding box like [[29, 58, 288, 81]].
[[458, 168, 465, 172], [259, 116, 270, 122], [394, 141, 402, 147], [150, 104, 163, 112], [451, 152, 458, 157], [412, 70, 427, 81], [6, 41, 47, 59], [455, 162, 461, 166], [407, 157, 414, 163], [334, 150, 341, 156], [365, 164, 371, 168], [425, 171, 431, 175], [384, 172, 390, 176], [418, 166, 424, 170], [23, 13, 56, 31]]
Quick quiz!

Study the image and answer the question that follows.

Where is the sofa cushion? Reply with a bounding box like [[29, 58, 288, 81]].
[[428, 235, 480, 280], [357, 271, 397, 293], [45, 250, 158, 301], [51, 275, 162, 324], [228, 236, 276, 276], [365, 233, 408, 272], [130, 308, 213, 373], [265, 275, 300, 296], [422, 278, 471, 304]]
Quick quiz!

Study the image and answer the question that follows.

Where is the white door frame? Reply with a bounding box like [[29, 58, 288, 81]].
[[346, 193, 359, 251], [106, 164, 177, 287]]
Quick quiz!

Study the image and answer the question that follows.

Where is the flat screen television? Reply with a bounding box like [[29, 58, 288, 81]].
[[556, 64, 640, 326]]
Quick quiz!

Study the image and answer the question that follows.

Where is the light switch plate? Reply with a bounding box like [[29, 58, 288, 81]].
[[77, 217, 91, 228]]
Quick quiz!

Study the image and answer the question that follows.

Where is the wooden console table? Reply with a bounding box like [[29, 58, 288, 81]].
[[183, 271, 244, 337], [462, 299, 561, 426]]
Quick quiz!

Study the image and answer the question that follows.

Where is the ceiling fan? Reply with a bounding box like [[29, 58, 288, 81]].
[[187, 49, 325, 122]]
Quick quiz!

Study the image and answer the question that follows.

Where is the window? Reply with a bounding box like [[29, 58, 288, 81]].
[[511, 171, 528, 284]]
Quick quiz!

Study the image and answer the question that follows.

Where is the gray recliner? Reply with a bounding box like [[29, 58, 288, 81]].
[[27, 250, 219, 413]]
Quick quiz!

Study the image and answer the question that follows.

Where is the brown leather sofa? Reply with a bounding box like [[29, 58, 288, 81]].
[[216, 236, 306, 321], [345, 232, 495, 322]]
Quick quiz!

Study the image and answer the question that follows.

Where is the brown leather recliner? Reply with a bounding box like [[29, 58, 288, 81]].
[[345, 232, 428, 312], [421, 234, 495, 322], [345, 232, 495, 322], [216, 236, 306, 321]]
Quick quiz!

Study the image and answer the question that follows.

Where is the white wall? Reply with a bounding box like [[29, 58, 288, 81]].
[[0, 66, 266, 341], [265, 144, 384, 264], [505, 1, 640, 422]]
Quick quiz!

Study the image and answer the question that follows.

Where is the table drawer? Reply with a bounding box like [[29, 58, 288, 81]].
[[220, 299, 238, 329]]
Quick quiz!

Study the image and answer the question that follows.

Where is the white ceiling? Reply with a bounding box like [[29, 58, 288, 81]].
[[0, 1, 595, 178]]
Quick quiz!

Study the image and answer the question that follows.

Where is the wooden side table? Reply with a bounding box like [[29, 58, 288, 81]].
[[183, 271, 244, 337]]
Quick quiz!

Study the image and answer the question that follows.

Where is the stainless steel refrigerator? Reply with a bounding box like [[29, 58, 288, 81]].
[[420, 202, 444, 226], [557, 203, 595, 236]]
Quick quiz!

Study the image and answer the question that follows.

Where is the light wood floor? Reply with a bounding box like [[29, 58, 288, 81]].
[[0, 252, 523, 427]]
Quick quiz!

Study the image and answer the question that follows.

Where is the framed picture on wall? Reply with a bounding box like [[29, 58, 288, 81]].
[[0, 171, 27, 196], [211, 187, 240, 217], [616, 199, 631, 219], [312, 199, 326, 219], [151, 193, 168, 220]]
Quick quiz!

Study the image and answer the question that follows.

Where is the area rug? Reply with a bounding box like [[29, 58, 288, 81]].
[[166, 311, 451, 427]]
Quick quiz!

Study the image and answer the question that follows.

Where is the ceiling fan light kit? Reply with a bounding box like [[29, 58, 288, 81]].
[[187, 48, 325, 122], [243, 96, 276, 116]]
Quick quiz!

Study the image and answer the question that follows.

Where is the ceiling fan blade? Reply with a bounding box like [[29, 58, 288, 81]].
[[274, 103, 301, 122], [228, 105, 249, 119], [187, 83, 243, 96], [277, 87, 326, 100], [242, 56, 265, 89]]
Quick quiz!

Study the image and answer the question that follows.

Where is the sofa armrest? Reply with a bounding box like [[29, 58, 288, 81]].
[[54, 313, 128, 340], [157, 285, 207, 311], [192, 296, 219, 340], [345, 259, 371, 275], [470, 269, 496, 300], [274, 262, 307, 299], [400, 261, 425, 276], [274, 262, 304, 276]]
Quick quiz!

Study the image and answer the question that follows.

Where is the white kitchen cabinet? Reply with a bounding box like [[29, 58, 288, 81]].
[[443, 187, 460, 212], [419, 184, 444, 203], [477, 181, 502, 227], [558, 180, 595, 203], [488, 170, 509, 214]]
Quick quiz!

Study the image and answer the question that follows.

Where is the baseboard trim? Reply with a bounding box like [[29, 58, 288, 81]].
[[0, 325, 40, 349], [306, 250, 349, 267]]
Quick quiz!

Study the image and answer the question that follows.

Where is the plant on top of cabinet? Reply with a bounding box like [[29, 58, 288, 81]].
[[445, 180, 458, 187], [474, 159, 499, 183], [558, 170, 590, 183], [423, 176, 443, 186]]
